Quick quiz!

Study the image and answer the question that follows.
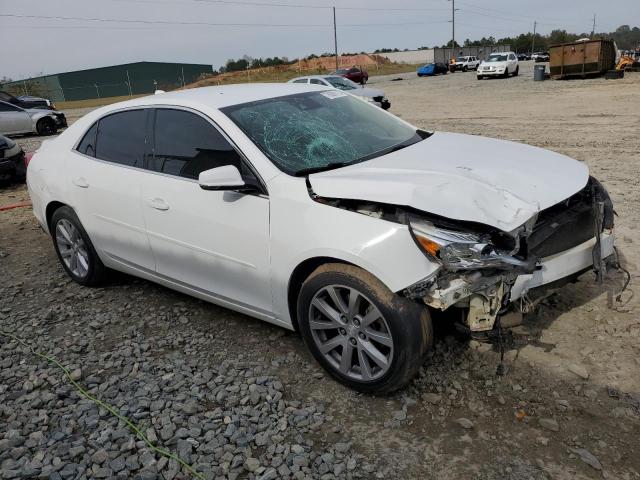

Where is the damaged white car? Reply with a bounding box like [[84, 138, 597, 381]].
[[28, 84, 616, 393]]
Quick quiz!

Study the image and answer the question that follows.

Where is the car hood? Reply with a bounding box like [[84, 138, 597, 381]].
[[349, 87, 384, 99], [308, 132, 589, 232]]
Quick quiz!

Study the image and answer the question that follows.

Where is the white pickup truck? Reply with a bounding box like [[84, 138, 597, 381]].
[[455, 56, 481, 71]]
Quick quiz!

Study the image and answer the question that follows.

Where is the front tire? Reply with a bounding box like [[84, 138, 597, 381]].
[[297, 264, 432, 394], [477, 75, 484, 80], [36, 118, 57, 136], [50, 206, 107, 286], [513, 66, 519, 76]]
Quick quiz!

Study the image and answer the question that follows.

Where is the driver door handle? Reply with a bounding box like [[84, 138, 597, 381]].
[[148, 197, 170, 211], [72, 177, 89, 188]]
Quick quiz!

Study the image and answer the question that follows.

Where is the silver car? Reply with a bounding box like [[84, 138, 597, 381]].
[[288, 75, 390, 109], [0, 100, 61, 136]]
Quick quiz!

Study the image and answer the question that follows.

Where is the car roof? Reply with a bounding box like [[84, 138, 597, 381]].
[[95, 83, 330, 112], [289, 75, 341, 81]]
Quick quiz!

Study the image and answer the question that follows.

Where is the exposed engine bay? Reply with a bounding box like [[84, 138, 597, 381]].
[[312, 176, 618, 334]]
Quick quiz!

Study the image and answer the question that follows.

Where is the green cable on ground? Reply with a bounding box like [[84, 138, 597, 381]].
[[0, 330, 205, 480]]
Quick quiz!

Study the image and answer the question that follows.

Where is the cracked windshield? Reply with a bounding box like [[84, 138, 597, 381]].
[[222, 91, 422, 175]]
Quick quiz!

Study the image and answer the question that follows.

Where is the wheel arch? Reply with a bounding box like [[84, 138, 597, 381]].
[[287, 256, 355, 332], [45, 200, 69, 234]]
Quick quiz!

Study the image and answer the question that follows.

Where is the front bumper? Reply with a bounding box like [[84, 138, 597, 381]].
[[478, 69, 505, 76], [53, 113, 67, 128], [510, 231, 614, 300]]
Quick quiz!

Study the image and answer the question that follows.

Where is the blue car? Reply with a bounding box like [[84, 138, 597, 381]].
[[417, 62, 449, 77]]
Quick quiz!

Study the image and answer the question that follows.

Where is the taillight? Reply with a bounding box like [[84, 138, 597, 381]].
[[25, 152, 34, 168]]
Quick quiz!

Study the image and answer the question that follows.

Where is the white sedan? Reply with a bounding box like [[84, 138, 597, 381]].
[[27, 84, 615, 393]]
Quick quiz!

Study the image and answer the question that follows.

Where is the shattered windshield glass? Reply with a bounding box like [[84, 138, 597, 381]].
[[222, 91, 422, 175]]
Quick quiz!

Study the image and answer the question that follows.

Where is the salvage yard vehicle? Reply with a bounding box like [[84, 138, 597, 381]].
[[454, 56, 480, 71], [477, 52, 519, 79], [27, 84, 616, 393], [331, 66, 368, 85], [0, 100, 62, 136], [0, 134, 25, 183], [288, 75, 390, 109], [0, 91, 67, 128], [417, 62, 449, 76]]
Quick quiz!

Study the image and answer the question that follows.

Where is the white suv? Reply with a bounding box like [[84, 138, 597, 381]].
[[455, 56, 480, 71], [27, 84, 615, 393], [477, 51, 519, 79]]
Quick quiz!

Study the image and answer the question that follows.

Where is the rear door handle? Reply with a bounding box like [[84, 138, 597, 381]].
[[148, 197, 170, 211], [72, 177, 89, 188]]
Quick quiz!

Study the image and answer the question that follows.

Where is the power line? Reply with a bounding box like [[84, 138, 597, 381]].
[[0, 13, 450, 28], [109, 0, 450, 12]]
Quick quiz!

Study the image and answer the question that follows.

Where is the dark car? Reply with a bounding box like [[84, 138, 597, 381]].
[[331, 66, 369, 85], [517, 53, 531, 61], [0, 91, 67, 128], [0, 135, 26, 183], [0, 90, 51, 109]]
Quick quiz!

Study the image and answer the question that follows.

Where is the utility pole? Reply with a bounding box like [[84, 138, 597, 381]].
[[333, 7, 338, 71], [591, 14, 596, 38], [531, 20, 537, 56], [448, 0, 458, 59], [451, 0, 455, 55]]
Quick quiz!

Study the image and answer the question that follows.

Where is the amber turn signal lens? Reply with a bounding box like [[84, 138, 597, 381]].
[[415, 235, 440, 257]]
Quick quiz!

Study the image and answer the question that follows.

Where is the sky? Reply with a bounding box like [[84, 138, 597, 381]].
[[1, 0, 636, 80]]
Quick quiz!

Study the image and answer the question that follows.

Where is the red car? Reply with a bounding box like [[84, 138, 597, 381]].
[[331, 66, 369, 85]]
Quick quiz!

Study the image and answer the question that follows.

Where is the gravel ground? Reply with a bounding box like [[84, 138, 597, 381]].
[[1, 62, 639, 480]]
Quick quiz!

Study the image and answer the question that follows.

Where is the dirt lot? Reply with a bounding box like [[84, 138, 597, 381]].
[[1, 62, 639, 480]]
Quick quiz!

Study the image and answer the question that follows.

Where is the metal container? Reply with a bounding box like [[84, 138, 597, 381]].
[[549, 39, 616, 79], [534, 64, 546, 81]]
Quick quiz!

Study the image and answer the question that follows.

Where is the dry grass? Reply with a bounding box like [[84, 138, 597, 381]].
[[56, 94, 147, 110], [55, 63, 423, 110]]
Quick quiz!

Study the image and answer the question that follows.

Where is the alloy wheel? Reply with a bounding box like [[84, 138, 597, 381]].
[[55, 219, 90, 278], [308, 285, 394, 381]]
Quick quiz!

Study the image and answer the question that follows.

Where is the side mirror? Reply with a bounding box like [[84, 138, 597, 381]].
[[199, 165, 248, 191]]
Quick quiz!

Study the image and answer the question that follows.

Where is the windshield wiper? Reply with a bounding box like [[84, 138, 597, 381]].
[[294, 162, 350, 177]]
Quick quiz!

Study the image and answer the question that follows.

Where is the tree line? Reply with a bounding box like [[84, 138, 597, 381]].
[[216, 24, 638, 75]]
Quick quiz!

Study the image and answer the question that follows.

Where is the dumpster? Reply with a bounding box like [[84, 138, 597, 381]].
[[534, 64, 546, 81], [549, 38, 616, 79]]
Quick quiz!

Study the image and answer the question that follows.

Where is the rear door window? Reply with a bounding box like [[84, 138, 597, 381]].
[[293, 79, 308, 84], [77, 123, 98, 157], [150, 108, 242, 180], [95, 110, 147, 167]]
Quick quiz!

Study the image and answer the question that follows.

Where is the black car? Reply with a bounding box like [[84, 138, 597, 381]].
[[0, 135, 26, 183], [0, 90, 51, 109]]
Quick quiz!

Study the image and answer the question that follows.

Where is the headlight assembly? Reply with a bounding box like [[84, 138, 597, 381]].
[[409, 217, 533, 271]]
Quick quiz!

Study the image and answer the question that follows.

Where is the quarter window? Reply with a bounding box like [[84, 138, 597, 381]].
[[310, 79, 325, 86], [150, 109, 242, 180], [95, 110, 147, 167], [77, 123, 98, 157]]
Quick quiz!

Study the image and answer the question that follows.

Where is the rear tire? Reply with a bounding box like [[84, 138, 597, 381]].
[[297, 263, 432, 394], [36, 118, 57, 136], [50, 206, 107, 286]]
